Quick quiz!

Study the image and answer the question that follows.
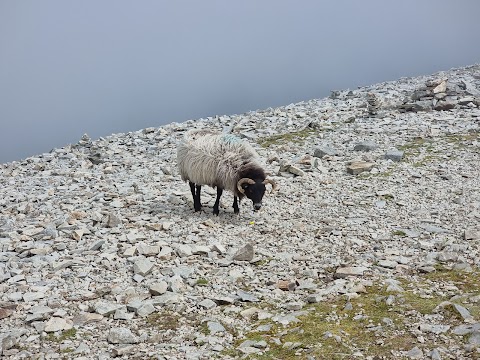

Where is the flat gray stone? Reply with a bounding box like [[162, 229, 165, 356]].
[[385, 149, 404, 162], [168, 275, 186, 293], [419, 324, 450, 334], [233, 244, 254, 261], [107, 327, 139, 344], [452, 303, 473, 321], [420, 224, 448, 233], [136, 243, 160, 256], [136, 302, 155, 317], [465, 228, 480, 241], [94, 302, 125, 316], [469, 332, 480, 345], [346, 161, 375, 175], [151, 292, 183, 305], [149, 281, 168, 296], [44, 317, 73, 332], [89, 240, 105, 251], [73, 342, 90, 354], [174, 244, 192, 257], [133, 258, 154, 276], [72, 313, 103, 326], [114, 309, 134, 321], [452, 323, 480, 336], [313, 146, 339, 158], [199, 299, 217, 310], [107, 214, 122, 227], [237, 290, 259, 302], [207, 321, 225, 335], [354, 141, 378, 152], [405, 346, 423, 359], [172, 265, 195, 279], [335, 266, 368, 278], [23, 292, 45, 302]]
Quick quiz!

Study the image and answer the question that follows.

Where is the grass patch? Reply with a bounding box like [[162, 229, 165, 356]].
[[257, 128, 317, 148], [232, 285, 416, 359], [227, 268, 480, 359], [44, 328, 77, 343], [195, 278, 209, 286], [252, 257, 273, 266], [399, 132, 479, 163], [146, 311, 181, 330], [423, 266, 480, 293], [392, 230, 407, 237]]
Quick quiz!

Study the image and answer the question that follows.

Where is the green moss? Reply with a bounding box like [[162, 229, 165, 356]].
[[199, 321, 210, 335], [147, 312, 181, 330], [252, 257, 273, 266], [257, 128, 317, 148], [196, 278, 209, 286], [423, 267, 480, 293], [226, 270, 480, 359], [400, 132, 479, 165], [381, 193, 395, 200], [44, 328, 77, 343], [228, 285, 417, 359]]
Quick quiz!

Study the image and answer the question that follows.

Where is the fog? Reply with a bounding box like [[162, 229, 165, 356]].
[[1, 0, 480, 163]]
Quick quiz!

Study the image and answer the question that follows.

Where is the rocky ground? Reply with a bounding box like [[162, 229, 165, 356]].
[[1, 64, 480, 359]]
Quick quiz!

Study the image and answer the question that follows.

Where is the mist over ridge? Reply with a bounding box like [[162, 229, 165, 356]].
[[1, 0, 480, 163]]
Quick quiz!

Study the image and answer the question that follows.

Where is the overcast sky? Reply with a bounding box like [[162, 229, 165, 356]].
[[1, 0, 480, 163]]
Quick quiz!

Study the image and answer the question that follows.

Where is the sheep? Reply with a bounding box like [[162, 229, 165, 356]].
[[177, 129, 277, 215]]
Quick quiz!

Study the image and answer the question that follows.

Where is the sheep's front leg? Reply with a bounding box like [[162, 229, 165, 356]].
[[233, 196, 240, 214], [194, 185, 202, 212], [213, 187, 223, 215]]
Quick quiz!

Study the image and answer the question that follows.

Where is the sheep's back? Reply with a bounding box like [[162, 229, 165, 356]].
[[177, 130, 259, 191]]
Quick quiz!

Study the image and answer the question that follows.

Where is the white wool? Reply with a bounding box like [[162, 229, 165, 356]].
[[177, 129, 260, 194]]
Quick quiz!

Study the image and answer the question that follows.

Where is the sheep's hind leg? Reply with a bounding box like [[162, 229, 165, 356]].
[[213, 188, 223, 215], [189, 182, 202, 212], [189, 182, 196, 201], [233, 196, 240, 214]]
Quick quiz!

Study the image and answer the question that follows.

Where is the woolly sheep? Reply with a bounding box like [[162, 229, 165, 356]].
[[177, 129, 277, 215]]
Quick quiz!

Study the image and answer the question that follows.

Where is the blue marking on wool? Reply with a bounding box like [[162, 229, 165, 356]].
[[222, 134, 241, 144]]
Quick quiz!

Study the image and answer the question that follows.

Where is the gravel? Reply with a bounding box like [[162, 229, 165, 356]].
[[1, 64, 480, 359]]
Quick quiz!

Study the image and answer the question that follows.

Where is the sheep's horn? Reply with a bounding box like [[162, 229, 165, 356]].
[[262, 178, 278, 191], [237, 178, 255, 194]]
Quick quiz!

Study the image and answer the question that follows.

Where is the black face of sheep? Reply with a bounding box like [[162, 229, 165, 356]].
[[237, 178, 276, 212]]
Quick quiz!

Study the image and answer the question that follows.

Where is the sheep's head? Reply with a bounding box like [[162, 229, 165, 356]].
[[237, 178, 278, 211]]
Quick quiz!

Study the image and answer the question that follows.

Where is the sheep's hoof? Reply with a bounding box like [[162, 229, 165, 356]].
[[233, 208, 239, 214], [213, 208, 220, 216]]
